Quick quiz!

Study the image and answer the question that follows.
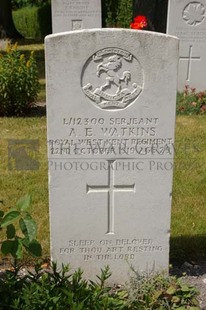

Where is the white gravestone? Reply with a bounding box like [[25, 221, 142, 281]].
[[45, 29, 179, 284], [167, 0, 206, 91], [52, 0, 102, 33]]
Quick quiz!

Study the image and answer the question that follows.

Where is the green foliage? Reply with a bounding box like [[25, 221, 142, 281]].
[[0, 264, 128, 309], [0, 43, 40, 116], [127, 268, 200, 309], [12, 0, 51, 9], [0, 263, 200, 309], [13, 4, 52, 39], [177, 86, 206, 115], [116, 0, 133, 28], [0, 194, 42, 261], [104, 0, 133, 27]]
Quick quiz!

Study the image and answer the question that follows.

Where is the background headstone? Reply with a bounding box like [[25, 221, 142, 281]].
[[52, 0, 102, 32], [0, 39, 10, 49], [46, 29, 178, 283], [167, 0, 206, 91]]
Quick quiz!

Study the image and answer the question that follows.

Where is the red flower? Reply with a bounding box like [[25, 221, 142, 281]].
[[130, 15, 147, 30], [201, 105, 206, 112], [197, 91, 205, 99]]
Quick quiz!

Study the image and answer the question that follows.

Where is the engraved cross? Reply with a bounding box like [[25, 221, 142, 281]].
[[179, 45, 201, 81], [86, 160, 135, 235]]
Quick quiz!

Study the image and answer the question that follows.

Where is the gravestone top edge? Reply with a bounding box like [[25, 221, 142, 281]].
[[45, 28, 179, 42]]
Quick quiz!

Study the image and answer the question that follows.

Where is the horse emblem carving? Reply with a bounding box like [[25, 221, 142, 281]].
[[82, 48, 143, 110], [97, 55, 131, 94]]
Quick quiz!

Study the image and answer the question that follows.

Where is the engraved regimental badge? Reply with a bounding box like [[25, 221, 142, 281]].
[[81, 48, 144, 110]]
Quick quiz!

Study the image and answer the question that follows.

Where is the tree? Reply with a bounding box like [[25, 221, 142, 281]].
[[133, 0, 168, 33], [0, 0, 23, 39]]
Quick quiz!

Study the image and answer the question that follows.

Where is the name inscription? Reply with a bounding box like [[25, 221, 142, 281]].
[[175, 26, 206, 42], [48, 116, 174, 157]]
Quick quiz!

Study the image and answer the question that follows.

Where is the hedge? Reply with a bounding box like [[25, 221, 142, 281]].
[[13, 4, 52, 40]]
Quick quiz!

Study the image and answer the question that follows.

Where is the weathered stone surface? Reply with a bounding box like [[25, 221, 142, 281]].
[[45, 29, 178, 283], [167, 0, 206, 91], [51, 0, 102, 32]]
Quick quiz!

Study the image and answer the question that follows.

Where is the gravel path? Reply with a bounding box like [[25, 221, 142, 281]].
[[171, 261, 206, 309]]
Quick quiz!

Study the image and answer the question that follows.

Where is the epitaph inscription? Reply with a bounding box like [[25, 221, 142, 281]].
[[60, 238, 163, 263]]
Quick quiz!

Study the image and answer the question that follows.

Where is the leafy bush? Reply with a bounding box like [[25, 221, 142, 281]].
[[0, 43, 39, 116], [127, 268, 200, 309], [177, 85, 206, 115], [0, 264, 128, 309], [0, 262, 200, 309], [103, 0, 133, 27], [0, 194, 42, 262], [12, 0, 51, 9], [116, 0, 133, 28], [13, 5, 52, 39]]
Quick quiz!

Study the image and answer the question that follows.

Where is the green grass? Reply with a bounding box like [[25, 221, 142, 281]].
[[0, 115, 206, 264], [0, 117, 49, 257], [170, 115, 206, 264]]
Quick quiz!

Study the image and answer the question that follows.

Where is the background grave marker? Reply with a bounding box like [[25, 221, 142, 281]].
[[52, 0, 102, 32], [167, 0, 206, 91]]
